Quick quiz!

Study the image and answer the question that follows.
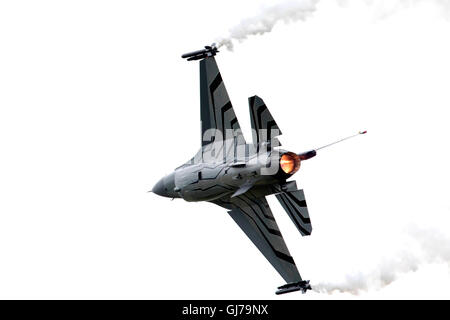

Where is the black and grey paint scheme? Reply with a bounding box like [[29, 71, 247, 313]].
[[152, 45, 317, 295]]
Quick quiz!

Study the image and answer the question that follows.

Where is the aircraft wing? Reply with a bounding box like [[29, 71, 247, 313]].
[[212, 192, 303, 284], [199, 57, 246, 148], [181, 56, 248, 167]]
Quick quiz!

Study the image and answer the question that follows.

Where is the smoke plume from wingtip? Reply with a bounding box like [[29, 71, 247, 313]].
[[216, 0, 450, 51], [311, 226, 450, 295], [216, 0, 320, 51]]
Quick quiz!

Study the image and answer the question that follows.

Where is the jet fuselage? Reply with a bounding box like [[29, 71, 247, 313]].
[[153, 147, 298, 202]]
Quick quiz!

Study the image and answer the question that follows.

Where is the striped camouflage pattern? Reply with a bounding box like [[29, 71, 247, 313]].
[[200, 57, 246, 147], [213, 191, 302, 284], [248, 95, 282, 151], [276, 189, 312, 236]]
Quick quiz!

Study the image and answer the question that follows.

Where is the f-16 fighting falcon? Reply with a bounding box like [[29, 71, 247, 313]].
[[152, 44, 366, 294]]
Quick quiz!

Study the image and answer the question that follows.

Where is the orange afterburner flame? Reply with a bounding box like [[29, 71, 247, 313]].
[[280, 152, 301, 174]]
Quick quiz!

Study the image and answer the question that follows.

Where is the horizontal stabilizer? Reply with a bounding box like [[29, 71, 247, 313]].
[[248, 95, 282, 151], [276, 189, 312, 236]]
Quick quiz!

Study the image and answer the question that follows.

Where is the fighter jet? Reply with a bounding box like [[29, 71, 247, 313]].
[[152, 44, 365, 294]]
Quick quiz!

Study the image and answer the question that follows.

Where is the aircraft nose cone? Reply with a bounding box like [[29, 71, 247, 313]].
[[152, 173, 180, 199], [152, 178, 167, 197]]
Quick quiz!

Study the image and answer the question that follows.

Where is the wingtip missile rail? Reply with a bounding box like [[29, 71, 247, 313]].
[[181, 44, 219, 61], [276, 280, 312, 295]]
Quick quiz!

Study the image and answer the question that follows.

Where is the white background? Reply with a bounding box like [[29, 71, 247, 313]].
[[1, 0, 450, 299]]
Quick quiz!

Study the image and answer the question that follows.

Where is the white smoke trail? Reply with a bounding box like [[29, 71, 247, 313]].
[[312, 226, 450, 294], [216, 0, 319, 51], [360, 0, 450, 21], [216, 0, 450, 51]]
